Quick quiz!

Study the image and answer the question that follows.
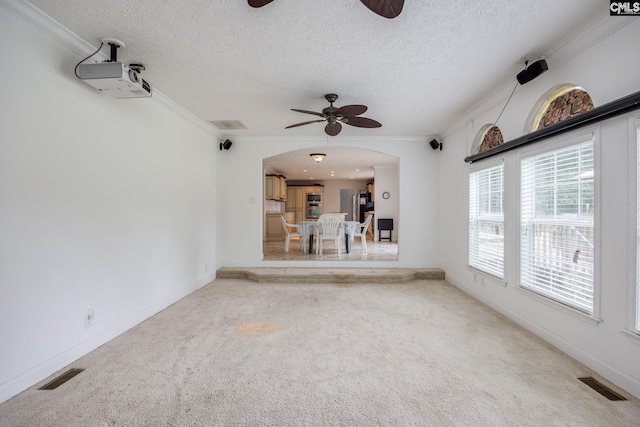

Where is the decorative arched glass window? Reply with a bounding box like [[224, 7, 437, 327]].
[[524, 84, 595, 133], [470, 124, 504, 157]]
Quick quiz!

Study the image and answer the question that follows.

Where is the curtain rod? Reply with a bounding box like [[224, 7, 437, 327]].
[[464, 89, 640, 163]]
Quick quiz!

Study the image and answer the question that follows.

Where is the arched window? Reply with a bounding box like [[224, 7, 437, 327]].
[[524, 84, 594, 133], [470, 124, 504, 156]]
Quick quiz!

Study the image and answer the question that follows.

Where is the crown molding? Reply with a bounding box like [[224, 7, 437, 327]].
[[0, 0, 223, 138], [0, 0, 102, 57], [549, 15, 636, 68], [442, 15, 636, 140], [228, 135, 430, 144]]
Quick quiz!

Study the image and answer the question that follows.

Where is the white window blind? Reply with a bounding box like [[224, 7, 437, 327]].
[[520, 139, 595, 314], [469, 163, 504, 279]]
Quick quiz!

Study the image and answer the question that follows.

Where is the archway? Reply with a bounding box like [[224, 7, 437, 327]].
[[261, 146, 399, 261]]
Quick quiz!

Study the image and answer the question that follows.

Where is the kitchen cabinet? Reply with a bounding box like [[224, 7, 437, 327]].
[[265, 175, 287, 201], [287, 185, 324, 222], [307, 186, 323, 194], [265, 212, 294, 241], [279, 177, 287, 201], [285, 187, 296, 211], [286, 186, 305, 223], [367, 182, 375, 202]]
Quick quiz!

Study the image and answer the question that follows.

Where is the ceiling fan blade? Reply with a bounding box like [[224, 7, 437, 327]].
[[360, 0, 404, 19], [248, 0, 275, 7], [291, 109, 325, 118], [335, 104, 368, 117], [325, 122, 342, 136], [342, 116, 382, 128], [285, 119, 326, 129]]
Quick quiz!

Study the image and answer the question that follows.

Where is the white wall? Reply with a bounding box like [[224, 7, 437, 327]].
[[0, 4, 219, 403], [438, 18, 640, 398], [318, 179, 370, 215], [373, 165, 400, 242], [217, 137, 437, 268]]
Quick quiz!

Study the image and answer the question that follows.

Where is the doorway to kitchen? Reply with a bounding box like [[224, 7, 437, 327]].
[[262, 146, 399, 261]]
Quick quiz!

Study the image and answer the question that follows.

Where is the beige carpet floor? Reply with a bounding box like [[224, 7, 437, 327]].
[[2, 278, 639, 426]]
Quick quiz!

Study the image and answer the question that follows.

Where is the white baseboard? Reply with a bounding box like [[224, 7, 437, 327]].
[[0, 274, 215, 404], [446, 277, 640, 400]]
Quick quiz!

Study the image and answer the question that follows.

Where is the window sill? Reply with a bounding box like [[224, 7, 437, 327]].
[[622, 329, 640, 346], [467, 266, 507, 287], [516, 285, 602, 326]]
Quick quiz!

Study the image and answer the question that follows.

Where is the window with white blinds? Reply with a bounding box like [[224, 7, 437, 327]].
[[469, 163, 504, 279], [520, 139, 595, 314]]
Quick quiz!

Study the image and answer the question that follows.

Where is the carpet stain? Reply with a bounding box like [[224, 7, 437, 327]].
[[236, 321, 283, 337], [332, 274, 353, 287]]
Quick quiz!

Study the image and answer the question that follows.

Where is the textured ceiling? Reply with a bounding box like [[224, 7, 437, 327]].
[[26, 0, 604, 179], [264, 147, 398, 181], [29, 0, 604, 138]]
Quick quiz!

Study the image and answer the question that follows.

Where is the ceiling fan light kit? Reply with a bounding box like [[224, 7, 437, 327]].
[[286, 94, 382, 136]]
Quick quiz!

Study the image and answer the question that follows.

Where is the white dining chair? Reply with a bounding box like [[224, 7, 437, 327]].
[[353, 214, 373, 253], [280, 215, 302, 253], [315, 214, 344, 255]]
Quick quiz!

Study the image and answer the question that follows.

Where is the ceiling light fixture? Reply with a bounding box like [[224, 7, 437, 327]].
[[310, 153, 326, 163]]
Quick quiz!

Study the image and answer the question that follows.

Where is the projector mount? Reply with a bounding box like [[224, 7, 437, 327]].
[[100, 38, 145, 72], [101, 37, 125, 62]]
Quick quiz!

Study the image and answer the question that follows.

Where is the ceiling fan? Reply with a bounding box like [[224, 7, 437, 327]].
[[285, 93, 382, 136], [248, 0, 404, 19]]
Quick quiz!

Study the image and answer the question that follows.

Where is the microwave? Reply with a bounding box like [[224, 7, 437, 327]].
[[306, 193, 322, 203]]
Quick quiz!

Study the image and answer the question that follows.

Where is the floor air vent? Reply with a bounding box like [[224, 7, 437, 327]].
[[38, 368, 84, 390], [578, 377, 627, 401]]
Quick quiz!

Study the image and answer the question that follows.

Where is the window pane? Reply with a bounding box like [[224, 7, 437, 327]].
[[521, 140, 595, 314], [469, 163, 504, 279]]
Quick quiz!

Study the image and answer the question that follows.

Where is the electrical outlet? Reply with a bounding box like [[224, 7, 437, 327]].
[[85, 307, 94, 328], [205, 264, 208, 272]]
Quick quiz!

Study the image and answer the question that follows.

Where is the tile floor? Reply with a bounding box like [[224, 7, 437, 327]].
[[262, 236, 398, 261]]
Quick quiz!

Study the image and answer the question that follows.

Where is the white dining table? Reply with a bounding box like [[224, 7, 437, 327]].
[[298, 220, 361, 254]]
